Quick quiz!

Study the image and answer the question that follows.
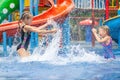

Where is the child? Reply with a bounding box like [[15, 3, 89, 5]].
[[92, 26, 115, 59], [17, 12, 57, 58]]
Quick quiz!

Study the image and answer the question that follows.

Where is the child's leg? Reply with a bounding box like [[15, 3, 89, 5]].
[[17, 48, 30, 57], [109, 52, 115, 59], [104, 52, 110, 59]]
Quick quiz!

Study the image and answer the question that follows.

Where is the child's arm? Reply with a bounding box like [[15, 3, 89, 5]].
[[25, 25, 57, 34], [38, 23, 49, 30], [38, 19, 53, 30], [92, 28, 109, 43]]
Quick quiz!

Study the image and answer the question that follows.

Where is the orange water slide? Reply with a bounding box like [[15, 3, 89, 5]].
[[0, 0, 74, 42]]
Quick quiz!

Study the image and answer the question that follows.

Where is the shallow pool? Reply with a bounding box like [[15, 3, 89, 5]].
[[0, 30, 120, 80], [0, 45, 120, 80]]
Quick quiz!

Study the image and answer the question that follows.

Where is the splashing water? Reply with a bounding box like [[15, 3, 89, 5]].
[[0, 20, 112, 65], [19, 20, 105, 65], [41, 19, 61, 61], [21, 28, 62, 62], [39, 29, 61, 61], [66, 46, 104, 63]]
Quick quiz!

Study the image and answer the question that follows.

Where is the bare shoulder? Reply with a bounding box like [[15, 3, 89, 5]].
[[22, 25, 31, 32], [24, 25, 36, 32], [24, 25, 31, 29], [104, 36, 111, 39], [107, 36, 111, 40], [19, 24, 28, 28], [103, 36, 110, 42]]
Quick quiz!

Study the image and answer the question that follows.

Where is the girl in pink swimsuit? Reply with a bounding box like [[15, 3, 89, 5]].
[[92, 26, 115, 59]]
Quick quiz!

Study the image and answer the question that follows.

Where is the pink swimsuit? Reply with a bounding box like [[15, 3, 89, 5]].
[[101, 38, 115, 59]]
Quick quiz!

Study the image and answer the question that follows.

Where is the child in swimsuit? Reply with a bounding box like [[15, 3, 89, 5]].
[[92, 26, 115, 59], [17, 12, 57, 58]]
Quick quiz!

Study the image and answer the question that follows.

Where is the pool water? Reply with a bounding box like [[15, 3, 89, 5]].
[[0, 29, 120, 80], [0, 52, 120, 80]]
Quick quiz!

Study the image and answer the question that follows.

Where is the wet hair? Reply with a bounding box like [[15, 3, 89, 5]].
[[20, 12, 32, 20], [17, 12, 33, 34], [18, 12, 33, 26], [99, 25, 110, 35]]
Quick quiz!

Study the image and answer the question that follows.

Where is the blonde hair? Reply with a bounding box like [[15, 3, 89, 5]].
[[99, 25, 110, 35]]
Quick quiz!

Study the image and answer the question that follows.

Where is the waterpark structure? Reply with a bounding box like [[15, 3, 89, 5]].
[[0, 0, 74, 55], [0, 0, 120, 55], [104, 0, 120, 48], [73, 0, 120, 48]]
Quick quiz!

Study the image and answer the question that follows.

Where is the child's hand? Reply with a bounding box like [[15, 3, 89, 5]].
[[39, 34, 47, 37], [42, 34, 47, 37], [51, 28, 57, 33], [92, 28, 97, 33]]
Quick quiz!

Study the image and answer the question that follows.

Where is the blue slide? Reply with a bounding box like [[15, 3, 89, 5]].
[[103, 16, 120, 44]]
